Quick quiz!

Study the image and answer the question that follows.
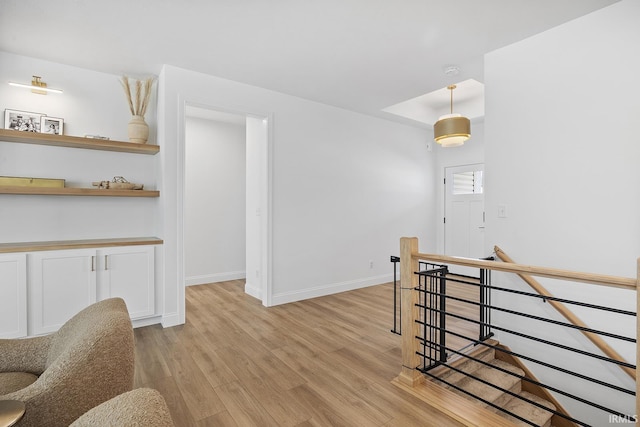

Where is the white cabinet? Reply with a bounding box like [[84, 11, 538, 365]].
[[28, 249, 97, 335], [0, 253, 27, 338], [27, 244, 156, 335], [96, 246, 155, 320]]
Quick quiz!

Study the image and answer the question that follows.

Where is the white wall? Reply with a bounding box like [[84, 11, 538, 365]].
[[0, 50, 439, 330], [158, 64, 436, 323], [0, 51, 158, 242], [484, 0, 640, 421], [485, 1, 640, 278], [184, 116, 246, 286]]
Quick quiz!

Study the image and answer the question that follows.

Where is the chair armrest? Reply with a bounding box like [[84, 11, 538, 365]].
[[70, 388, 174, 427], [0, 335, 52, 374]]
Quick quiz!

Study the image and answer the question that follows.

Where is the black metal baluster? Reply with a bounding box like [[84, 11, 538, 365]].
[[438, 268, 448, 363], [390, 256, 400, 335]]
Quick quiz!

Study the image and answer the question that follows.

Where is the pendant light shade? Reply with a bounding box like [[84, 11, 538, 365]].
[[434, 85, 470, 147]]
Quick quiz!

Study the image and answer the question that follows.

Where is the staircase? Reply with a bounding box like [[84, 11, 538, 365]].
[[427, 340, 567, 427], [393, 238, 636, 427]]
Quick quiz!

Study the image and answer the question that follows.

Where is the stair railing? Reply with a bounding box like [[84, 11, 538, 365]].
[[494, 245, 635, 380], [395, 237, 639, 427], [390, 255, 446, 336]]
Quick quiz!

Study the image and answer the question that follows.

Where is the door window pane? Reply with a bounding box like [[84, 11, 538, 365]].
[[452, 170, 483, 195]]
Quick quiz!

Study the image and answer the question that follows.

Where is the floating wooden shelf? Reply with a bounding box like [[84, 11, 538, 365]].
[[0, 129, 159, 155], [0, 186, 159, 197], [0, 237, 163, 254]]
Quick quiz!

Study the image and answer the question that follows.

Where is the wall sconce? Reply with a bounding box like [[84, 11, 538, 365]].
[[8, 76, 63, 95]]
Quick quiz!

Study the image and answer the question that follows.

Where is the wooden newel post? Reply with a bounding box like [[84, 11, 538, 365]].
[[397, 237, 423, 387]]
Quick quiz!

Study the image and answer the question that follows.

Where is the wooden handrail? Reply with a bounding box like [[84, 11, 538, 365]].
[[411, 250, 636, 291], [494, 245, 635, 380]]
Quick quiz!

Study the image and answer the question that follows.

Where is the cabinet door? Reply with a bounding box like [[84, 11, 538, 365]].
[[0, 253, 27, 338], [97, 245, 155, 319], [28, 249, 97, 335]]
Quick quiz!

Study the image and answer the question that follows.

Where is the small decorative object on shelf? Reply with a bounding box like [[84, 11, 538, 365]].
[[4, 109, 44, 132], [40, 116, 64, 135], [84, 135, 110, 140], [0, 175, 65, 188], [120, 76, 155, 144], [92, 176, 144, 190], [5, 110, 65, 135]]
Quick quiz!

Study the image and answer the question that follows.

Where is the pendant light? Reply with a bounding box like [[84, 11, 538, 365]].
[[433, 84, 470, 147]]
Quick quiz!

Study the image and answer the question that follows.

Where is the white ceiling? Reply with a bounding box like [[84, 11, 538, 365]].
[[383, 78, 485, 125], [0, 0, 619, 127]]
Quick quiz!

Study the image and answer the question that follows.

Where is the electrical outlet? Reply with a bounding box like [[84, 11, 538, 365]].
[[369, 260, 374, 269]]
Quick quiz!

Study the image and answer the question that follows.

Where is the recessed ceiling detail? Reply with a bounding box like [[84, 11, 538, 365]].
[[382, 79, 485, 127]]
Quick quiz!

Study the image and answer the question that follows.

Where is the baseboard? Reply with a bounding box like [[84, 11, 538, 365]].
[[161, 312, 183, 328], [132, 315, 162, 329], [270, 273, 393, 306], [244, 281, 262, 300], [185, 271, 246, 286]]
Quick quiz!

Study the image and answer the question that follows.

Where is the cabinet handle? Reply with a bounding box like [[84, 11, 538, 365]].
[[105, 255, 108, 270], [91, 256, 95, 272]]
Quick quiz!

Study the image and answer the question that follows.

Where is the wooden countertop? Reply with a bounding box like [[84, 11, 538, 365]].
[[0, 237, 163, 253]]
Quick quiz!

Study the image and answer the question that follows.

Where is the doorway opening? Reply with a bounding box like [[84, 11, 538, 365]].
[[183, 104, 271, 306]]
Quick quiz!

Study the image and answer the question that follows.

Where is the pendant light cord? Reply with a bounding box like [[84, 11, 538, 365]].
[[448, 84, 456, 114]]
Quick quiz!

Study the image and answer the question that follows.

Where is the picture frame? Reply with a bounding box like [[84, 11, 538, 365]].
[[4, 109, 45, 133], [40, 116, 64, 135]]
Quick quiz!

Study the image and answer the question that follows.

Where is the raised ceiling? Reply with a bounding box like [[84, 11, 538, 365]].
[[0, 0, 619, 127], [383, 79, 485, 125]]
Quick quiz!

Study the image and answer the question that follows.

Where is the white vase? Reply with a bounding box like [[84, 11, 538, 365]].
[[127, 115, 149, 144]]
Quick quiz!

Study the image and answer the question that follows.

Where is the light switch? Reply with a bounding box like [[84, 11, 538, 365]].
[[498, 204, 507, 218]]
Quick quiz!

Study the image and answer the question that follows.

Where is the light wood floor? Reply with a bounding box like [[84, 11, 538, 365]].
[[133, 280, 475, 426]]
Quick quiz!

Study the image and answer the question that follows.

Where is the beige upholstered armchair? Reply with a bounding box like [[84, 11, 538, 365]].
[[0, 298, 135, 427], [71, 388, 174, 426]]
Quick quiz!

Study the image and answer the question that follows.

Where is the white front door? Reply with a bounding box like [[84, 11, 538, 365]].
[[445, 164, 485, 275]]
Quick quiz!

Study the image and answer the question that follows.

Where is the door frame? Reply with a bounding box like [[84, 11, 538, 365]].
[[178, 98, 273, 307]]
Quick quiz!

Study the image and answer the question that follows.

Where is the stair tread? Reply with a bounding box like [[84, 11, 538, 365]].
[[494, 390, 557, 427], [432, 343, 563, 427], [452, 359, 524, 405], [432, 342, 497, 383]]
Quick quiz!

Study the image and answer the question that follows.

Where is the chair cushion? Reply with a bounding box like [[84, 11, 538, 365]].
[[0, 371, 38, 395]]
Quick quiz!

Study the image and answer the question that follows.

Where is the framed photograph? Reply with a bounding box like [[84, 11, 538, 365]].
[[41, 117, 64, 135], [4, 109, 45, 132]]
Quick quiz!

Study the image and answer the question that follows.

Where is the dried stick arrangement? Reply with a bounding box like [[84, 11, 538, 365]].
[[120, 76, 155, 117]]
